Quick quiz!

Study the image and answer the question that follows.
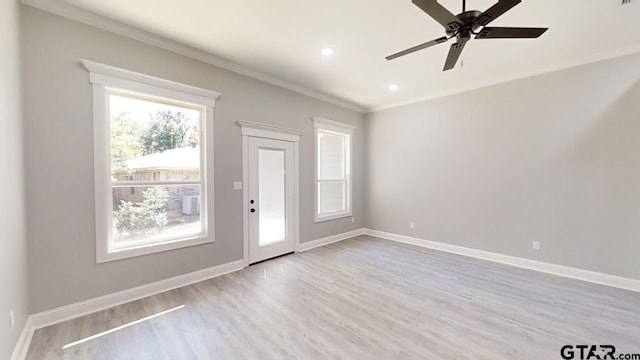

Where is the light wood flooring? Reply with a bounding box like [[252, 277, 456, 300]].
[[27, 236, 640, 359]]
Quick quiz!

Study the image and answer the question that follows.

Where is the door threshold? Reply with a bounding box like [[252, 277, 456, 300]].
[[249, 251, 295, 266]]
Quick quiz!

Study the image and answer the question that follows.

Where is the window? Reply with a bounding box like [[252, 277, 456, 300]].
[[313, 117, 355, 222], [82, 60, 220, 262]]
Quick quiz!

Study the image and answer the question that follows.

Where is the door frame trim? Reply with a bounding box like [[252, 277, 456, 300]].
[[237, 120, 303, 267]]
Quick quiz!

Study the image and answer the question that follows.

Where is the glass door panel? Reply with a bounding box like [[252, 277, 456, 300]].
[[258, 149, 286, 245]]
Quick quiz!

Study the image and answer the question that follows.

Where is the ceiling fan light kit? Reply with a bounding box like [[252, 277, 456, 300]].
[[386, 0, 549, 71]]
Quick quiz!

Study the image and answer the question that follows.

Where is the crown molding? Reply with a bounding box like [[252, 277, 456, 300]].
[[22, 0, 640, 115], [369, 41, 640, 113], [21, 0, 367, 114]]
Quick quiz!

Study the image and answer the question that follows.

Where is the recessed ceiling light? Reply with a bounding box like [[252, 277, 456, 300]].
[[321, 47, 334, 56], [389, 84, 399, 91]]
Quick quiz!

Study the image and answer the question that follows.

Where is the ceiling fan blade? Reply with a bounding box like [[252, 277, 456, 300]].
[[473, 0, 521, 27], [443, 37, 469, 71], [412, 0, 463, 32], [476, 27, 548, 39], [386, 36, 448, 61]]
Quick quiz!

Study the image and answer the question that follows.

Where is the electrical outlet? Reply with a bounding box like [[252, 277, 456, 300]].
[[9, 310, 15, 330], [532, 241, 541, 251], [409, 222, 415, 229], [351, 217, 355, 223]]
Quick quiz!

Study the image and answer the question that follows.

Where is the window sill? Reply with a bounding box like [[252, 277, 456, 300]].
[[97, 234, 213, 263], [314, 212, 353, 223]]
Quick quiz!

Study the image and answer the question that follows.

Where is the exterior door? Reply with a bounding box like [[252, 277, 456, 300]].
[[248, 137, 295, 263]]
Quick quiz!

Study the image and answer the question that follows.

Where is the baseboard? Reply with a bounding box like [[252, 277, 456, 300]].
[[22, 227, 636, 358], [28, 259, 245, 332], [18, 228, 365, 353], [10, 317, 35, 360], [363, 228, 640, 293], [298, 228, 365, 252], [13, 229, 366, 359]]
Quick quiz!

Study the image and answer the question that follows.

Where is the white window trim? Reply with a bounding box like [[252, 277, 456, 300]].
[[82, 59, 221, 263], [312, 116, 356, 223]]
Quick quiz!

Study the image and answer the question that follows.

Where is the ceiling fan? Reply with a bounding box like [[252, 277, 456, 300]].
[[386, 0, 548, 71]]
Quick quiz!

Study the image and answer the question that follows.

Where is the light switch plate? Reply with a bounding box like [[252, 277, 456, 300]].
[[233, 181, 242, 191]]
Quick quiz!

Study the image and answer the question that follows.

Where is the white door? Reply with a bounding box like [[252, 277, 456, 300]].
[[248, 137, 295, 263]]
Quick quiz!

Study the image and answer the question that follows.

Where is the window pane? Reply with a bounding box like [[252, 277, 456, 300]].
[[318, 180, 345, 214], [112, 185, 202, 247], [110, 94, 201, 181], [318, 131, 345, 180], [258, 149, 286, 246]]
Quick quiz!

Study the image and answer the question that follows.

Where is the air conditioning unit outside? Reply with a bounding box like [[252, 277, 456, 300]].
[[182, 195, 200, 215]]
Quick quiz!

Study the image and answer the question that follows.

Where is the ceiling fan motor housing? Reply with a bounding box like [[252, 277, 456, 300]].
[[446, 10, 483, 37]]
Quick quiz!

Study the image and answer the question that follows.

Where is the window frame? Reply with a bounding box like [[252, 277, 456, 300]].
[[82, 59, 220, 263], [312, 116, 356, 223]]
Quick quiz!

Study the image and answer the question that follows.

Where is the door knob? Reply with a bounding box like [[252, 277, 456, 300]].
[[250, 208, 256, 213]]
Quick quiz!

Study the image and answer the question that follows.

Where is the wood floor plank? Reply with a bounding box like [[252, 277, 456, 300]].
[[26, 236, 640, 359]]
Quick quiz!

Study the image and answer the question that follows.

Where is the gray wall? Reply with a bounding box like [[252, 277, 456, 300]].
[[1, 0, 29, 357], [365, 52, 640, 280], [22, 6, 364, 313], [22, 2, 640, 317]]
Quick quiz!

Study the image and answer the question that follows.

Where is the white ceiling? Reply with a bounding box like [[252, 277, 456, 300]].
[[43, 0, 640, 111]]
